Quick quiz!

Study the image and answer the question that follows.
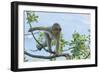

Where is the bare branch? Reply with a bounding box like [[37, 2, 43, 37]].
[[24, 51, 71, 59]]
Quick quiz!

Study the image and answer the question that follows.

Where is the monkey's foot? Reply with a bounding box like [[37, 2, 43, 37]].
[[36, 45, 42, 51]]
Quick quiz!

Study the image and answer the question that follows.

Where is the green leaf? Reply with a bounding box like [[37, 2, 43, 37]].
[[26, 11, 39, 24]]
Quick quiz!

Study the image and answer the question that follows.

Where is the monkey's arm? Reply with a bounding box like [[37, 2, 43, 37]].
[[28, 27, 50, 32], [45, 33, 52, 52]]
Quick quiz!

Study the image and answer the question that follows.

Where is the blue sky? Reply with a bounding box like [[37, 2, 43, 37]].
[[24, 11, 90, 61]]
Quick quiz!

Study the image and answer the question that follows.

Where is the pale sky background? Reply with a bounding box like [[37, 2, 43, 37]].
[[24, 11, 91, 62]]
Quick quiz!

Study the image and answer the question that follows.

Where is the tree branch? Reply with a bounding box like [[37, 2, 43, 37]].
[[24, 51, 70, 59]]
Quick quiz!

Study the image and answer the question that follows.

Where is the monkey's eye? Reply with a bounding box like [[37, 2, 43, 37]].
[[54, 28, 61, 31]]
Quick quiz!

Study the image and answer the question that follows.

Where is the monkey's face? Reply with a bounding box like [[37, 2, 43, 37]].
[[53, 27, 61, 34], [52, 23, 61, 35]]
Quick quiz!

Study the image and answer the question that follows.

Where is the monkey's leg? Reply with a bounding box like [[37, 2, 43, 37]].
[[45, 33, 56, 61], [45, 33, 52, 52]]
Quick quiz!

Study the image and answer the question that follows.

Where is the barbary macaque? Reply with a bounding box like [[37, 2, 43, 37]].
[[28, 23, 61, 55]]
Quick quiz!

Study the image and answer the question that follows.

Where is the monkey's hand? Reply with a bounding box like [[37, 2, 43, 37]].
[[28, 28, 34, 32]]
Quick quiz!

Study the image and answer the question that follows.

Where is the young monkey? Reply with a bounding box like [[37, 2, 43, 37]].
[[28, 23, 61, 55]]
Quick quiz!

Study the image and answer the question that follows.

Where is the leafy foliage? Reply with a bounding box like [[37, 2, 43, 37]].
[[26, 11, 39, 24], [69, 31, 90, 59], [59, 33, 69, 53]]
